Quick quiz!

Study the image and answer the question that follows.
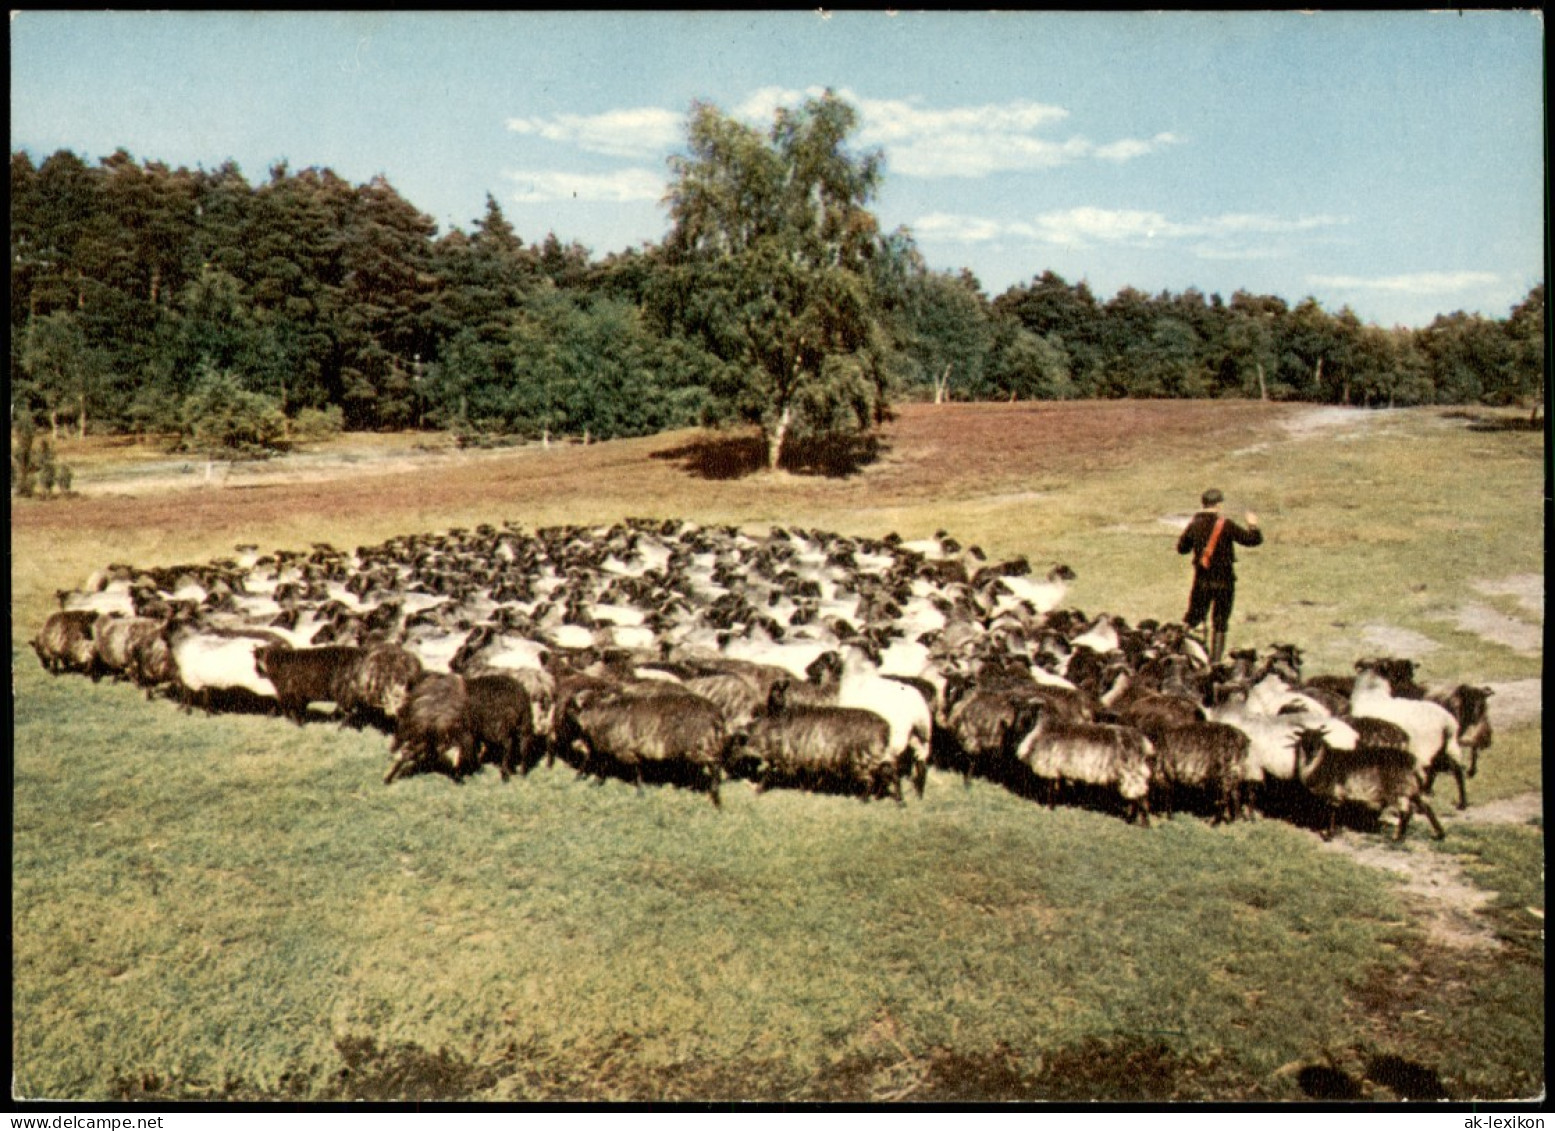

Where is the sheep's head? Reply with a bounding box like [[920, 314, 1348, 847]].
[[805, 650, 844, 687], [1008, 698, 1044, 742], [1355, 656, 1418, 690], [1262, 643, 1304, 684], [1288, 725, 1329, 765], [254, 644, 283, 678]]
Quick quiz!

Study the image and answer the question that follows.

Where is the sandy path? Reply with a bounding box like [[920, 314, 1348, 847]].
[[1314, 791, 1542, 952]]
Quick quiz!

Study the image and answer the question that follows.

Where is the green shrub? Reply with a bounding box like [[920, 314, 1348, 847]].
[[10, 419, 73, 498], [176, 365, 289, 458], [290, 405, 345, 443]]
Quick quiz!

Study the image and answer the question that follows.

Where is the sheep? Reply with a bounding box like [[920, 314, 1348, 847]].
[[58, 579, 138, 618], [1429, 684, 1494, 778], [682, 669, 766, 732], [1259, 642, 1305, 686], [563, 687, 726, 807], [385, 673, 478, 784], [128, 628, 178, 698], [739, 679, 898, 802], [1059, 644, 1113, 698], [1347, 715, 1412, 753], [449, 625, 550, 675], [52, 517, 1506, 830], [32, 610, 101, 675], [1350, 670, 1469, 809], [91, 615, 169, 684], [973, 659, 1094, 724], [1148, 721, 1251, 825], [1289, 683, 1350, 718], [166, 621, 280, 714], [254, 644, 365, 725], [336, 643, 424, 729], [940, 679, 1044, 787], [1353, 656, 1427, 698], [1208, 695, 1359, 812], [464, 672, 537, 780], [485, 665, 557, 757], [546, 665, 625, 768], [398, 621, 472, 674], [835, 644, 933, 798], [1069, 613, 1121, 655], [1302, 672, 1356, 702], [449, 627, 558, 738], [1012, 705, 1154, 826], [981, 562, 1076, 616], [1115, 690, 1205, 738], [1244, 671, 1335, 718], [1290, 726, 1446, 842]]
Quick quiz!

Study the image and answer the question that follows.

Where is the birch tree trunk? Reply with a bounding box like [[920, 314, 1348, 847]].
[[767, 403, 792, 472]]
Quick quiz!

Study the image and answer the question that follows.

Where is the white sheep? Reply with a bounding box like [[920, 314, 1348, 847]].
[[1350, 670, 1469, 809], [1068, 613, 1121, 655], [167, 623, 279, 712], [1209, 696, 1359, 787], [987, 564, 1077, 617], [61, 580, 138, 618], [834, 644, 934, 797]]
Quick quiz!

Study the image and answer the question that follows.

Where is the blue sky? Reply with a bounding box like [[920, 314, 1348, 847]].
[[11, 10, 1545, 328]]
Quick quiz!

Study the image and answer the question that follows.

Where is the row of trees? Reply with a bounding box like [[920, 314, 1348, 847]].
[[10, 92, 1545, 466]]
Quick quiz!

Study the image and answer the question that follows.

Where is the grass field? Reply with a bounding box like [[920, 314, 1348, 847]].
[[10, 401, 1544, 1102]]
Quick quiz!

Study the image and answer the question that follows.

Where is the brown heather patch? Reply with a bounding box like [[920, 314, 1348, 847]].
[[12, 400, 1285, 540]]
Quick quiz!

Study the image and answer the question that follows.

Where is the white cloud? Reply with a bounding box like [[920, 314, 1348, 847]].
[[853, 94, 1070, 146], [506, 107, 683, 159], [505, 168, 665, 203], [1029, 206, 1186, 245], [890, 132, 1094, 178], [1305, 271, 1502, 295], [914, 206, 1184, 246], [912, 212, 1010, 242], [1203, 213, 1346, 235], [505, 89, 1182, 197], [791, 88, 1165, 177], [1189, 245, 1288, 262], [730, 85, 820, 125], [556, 86, 1175, 178], [1094, 132, 1181, 162], [912, 206, 1348, 251]]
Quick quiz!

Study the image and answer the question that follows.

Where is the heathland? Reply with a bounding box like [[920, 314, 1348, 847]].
[[10, 400, 1543, 1101]]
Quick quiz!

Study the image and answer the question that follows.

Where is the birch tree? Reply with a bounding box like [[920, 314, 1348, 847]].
[[659, 91, 894, 470]]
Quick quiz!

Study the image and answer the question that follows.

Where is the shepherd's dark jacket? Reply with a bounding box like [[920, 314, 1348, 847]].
[[1177, 510, 1262, 584]]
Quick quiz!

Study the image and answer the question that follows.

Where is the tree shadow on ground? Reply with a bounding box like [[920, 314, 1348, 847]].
[[1441, 409, 1544, 433], [650, 429, 885, 480]]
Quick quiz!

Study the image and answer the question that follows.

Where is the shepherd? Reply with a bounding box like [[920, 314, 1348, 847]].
[[1177, 487, 1262, 663]]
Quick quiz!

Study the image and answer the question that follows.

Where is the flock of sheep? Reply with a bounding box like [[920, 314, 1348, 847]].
[[31, 516, 1494, 839]]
